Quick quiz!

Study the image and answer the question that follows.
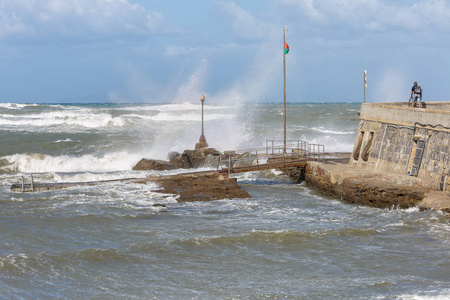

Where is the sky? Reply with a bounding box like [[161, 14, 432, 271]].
[[1, 0, 450, 104]]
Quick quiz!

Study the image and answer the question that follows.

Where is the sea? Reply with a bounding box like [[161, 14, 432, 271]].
[[0, 102, 448, 299]]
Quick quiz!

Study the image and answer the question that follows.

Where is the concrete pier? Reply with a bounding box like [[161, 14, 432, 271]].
[[351, 101, 450, 192], [304, 161, 450, 216], [300, 101, 450, 217]]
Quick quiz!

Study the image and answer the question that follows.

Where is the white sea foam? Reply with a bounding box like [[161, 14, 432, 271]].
[[306, 136, 355, 153], [54, 138, 77, 143], [311, 127, 355, 135], [1, 152, 144, 173], [48, 171, 147, 183], [0, 103, 34, 110], [0, 110, 127, 129], [397, 292, 450, 300]]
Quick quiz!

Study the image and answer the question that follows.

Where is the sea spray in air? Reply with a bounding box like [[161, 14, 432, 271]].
[[0, 103, 359, 174]]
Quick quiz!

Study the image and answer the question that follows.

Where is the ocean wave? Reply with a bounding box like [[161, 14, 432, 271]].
[[0, 152, 144, 173], [0, 103, 37, 110], [0, 248, 142, 274], [170, 228, 380, 248], [54, 138, 79, 143], [70, 248, 142, 263], [397, 291, 450, 300], [0, 108, 234, 128], [0, 110, 127, 129], [311, 127, 355, 135], [305, 136, 355, 153]]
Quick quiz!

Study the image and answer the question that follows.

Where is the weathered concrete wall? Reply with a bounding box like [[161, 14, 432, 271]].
[[304, 161, 450, 216], [351, 102, 450, 194], [304, 162, 427, 209], [360, 102, 450, 126]]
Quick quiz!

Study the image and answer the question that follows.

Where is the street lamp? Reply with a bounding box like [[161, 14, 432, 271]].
[[196, 95, 208, 149]]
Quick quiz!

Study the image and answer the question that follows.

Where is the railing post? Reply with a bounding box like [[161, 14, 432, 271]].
[[322, 145, 325, 162], [256, 150, 259, 165], [228, 154, 231, 177], [31, 175, 34, 192], [21, 176, 24, 192]]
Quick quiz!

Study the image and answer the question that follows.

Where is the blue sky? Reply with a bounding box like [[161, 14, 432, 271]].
[[1, 0, 449, 103]]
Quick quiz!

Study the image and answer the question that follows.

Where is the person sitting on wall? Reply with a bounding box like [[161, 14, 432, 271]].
[[409, 81, 423, 108]]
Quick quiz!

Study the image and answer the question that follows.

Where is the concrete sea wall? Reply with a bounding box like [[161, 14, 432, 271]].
[[303, 161, 450, 216], [350, 102, 450, 194]]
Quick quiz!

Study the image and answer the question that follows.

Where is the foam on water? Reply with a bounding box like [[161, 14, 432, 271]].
[[54, 138, 78, 143], [311, 127, 355, 135], [397, 293, 450, 300], [0, 103, 35, 110], [1, 152, 144, 173], [0, 110, 127, 130]]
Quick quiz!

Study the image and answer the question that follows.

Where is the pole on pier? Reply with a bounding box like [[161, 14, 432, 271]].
[[363, 70, 367, 103], [283, 25, 287, 156]]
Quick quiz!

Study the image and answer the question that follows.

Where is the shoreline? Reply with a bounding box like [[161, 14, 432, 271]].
[[300, 153, 450, 218]]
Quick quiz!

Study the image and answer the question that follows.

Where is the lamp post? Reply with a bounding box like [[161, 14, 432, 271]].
[[196, 95, 208, 149]]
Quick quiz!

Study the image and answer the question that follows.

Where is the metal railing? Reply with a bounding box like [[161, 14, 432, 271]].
[[265, 140, 324, 161], [217, 140, 324, 172]]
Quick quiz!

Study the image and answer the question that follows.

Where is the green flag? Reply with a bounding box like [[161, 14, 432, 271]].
[[284, 42, 289, 54]]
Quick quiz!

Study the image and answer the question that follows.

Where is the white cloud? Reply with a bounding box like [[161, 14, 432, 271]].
[[0, 0, 180, 40], [279, 0, 450, 32], [281, 0, 326, 21], [215, 1, 275, 40]]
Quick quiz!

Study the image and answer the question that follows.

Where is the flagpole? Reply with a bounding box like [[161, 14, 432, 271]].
[[283, 25, 287, 156], [363, 70, 367, 103]]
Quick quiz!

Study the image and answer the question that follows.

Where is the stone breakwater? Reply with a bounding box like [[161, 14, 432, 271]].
[[131, 148, 450, 216], [133, 172, 250, 202], [302, 161, 450, 217]]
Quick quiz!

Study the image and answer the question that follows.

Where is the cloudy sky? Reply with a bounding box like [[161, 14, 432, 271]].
[[1, 0, 449, 103]]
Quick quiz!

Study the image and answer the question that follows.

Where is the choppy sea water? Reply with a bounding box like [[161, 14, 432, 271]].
[[0, 102, 449, 299]]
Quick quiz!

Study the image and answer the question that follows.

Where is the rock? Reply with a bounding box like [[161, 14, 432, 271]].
[[132, 159, 178, 171], [168, 148, 220, 169], [168, 151, 190, 169], [282, 166, 305, 183], [341, 177, 425, 209], [151, 172, 251, 202], [183, 150, 205, 168]]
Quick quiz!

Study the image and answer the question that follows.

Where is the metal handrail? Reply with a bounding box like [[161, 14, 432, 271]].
[[219, 140, 324, 171]]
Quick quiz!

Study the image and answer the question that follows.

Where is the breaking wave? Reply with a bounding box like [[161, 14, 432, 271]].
[[1, 152, 143, 173]]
